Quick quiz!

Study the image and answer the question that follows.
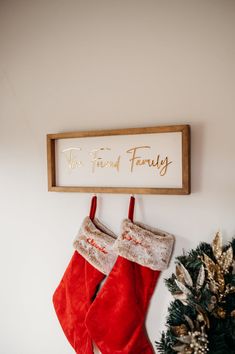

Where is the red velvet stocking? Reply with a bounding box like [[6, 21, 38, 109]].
[[86, 218, 174, 354], [53, 251, 104, 353], [86, 256, 159, 353], [53, 213, 117, 353]]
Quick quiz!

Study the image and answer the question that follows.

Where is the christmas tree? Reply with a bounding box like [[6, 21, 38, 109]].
[[156, 233, 235, 354]]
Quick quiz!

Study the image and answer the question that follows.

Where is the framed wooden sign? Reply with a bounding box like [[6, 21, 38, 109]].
[[47, 125, 190, 194]]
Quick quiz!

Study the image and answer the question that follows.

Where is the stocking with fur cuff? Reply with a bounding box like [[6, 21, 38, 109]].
[[85, 218, 174, 354], [53, 216, 117, 354]]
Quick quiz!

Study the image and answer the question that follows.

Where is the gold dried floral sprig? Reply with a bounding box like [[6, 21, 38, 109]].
[[170, 232, 235, 353], [172, 317, 209, 354], [174, 262, 205, 306], [212, 232, 233, 274], [203, 232, 234, 301], [174, 232, 234, 307]]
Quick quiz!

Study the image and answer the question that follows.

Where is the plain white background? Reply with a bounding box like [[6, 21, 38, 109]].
[[0, 1, 235, 353]]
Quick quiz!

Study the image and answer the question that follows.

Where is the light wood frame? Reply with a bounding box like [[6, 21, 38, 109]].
[[47, 125, 190, 194]]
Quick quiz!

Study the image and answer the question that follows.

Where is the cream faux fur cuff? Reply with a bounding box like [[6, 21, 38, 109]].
[[114, 219, 175, 271], [73, 216, 117, 275]]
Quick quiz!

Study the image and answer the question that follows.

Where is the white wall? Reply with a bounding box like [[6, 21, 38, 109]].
[[0, 1, 235, 353]]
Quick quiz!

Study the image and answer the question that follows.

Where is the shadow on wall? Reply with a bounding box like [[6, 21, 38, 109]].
[[191, 122, 205, 194]]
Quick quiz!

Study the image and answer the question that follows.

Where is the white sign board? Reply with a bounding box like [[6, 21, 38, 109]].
[[47, 125, 190, 194]]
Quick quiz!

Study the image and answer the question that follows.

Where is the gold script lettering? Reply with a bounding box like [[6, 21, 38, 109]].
[[126, 145, 172, 176], [90, 147, 121, 173], [62, 148, 83, 169]]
